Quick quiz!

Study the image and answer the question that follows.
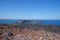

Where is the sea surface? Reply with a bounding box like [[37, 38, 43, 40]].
[[0, 20, 60, 26], [0, 19, 18, 24]]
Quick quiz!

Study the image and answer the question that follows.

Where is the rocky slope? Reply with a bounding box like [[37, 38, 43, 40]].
[[0, 23, 60, 40]]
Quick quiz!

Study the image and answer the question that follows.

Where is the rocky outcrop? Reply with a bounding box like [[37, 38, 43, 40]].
[[0, 24, 60, 40]]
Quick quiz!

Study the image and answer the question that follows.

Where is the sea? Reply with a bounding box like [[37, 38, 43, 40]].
[[0, 20, 60, 26]]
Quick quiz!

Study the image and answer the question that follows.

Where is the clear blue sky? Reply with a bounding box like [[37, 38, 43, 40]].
[[0, 0, 60, 19]]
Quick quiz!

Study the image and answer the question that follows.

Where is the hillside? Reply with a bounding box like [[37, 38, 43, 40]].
[[0, 21, 60, 40]]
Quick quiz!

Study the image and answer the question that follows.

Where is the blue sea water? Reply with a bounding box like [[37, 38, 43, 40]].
[[0, 20, 60, 26], [0, 20, 18, 24], [42, 20, 60, 26]]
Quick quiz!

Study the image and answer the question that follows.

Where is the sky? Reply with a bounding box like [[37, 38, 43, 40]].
[[0, 0, 60, 20]]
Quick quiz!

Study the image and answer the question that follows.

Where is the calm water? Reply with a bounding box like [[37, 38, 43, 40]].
[[0, 20, 60, 26], [0, 20, 18, 24], [42, 20, 60, 26]]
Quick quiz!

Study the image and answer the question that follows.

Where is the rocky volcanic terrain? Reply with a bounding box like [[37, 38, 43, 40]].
[[0, 21, 60, 40]]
